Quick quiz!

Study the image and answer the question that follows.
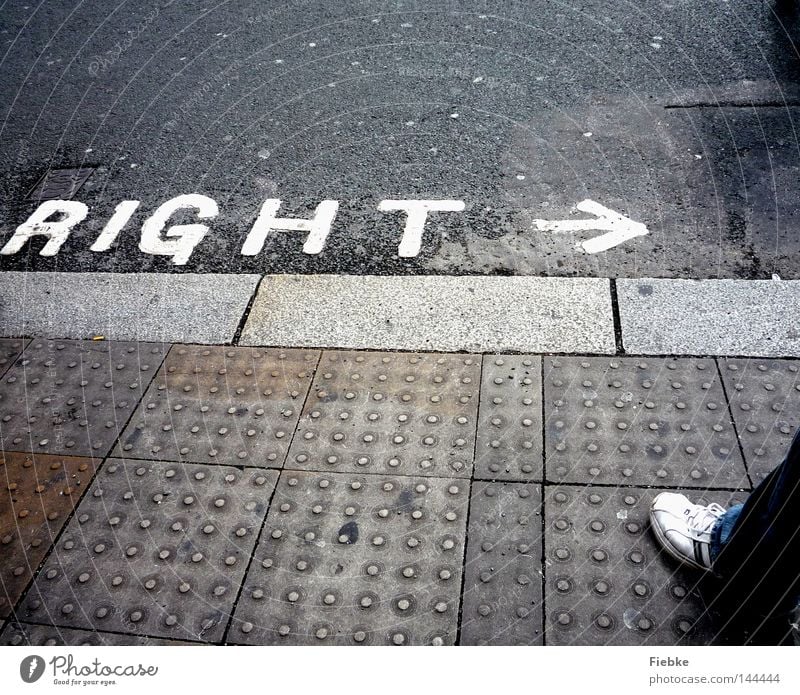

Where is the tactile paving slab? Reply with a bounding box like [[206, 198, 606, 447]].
[[718, 358, 800, 485], [286, 351, 480, 479], [544, 357, 748, 488], [0, 621, 195, 645], [16, 459, 278, 643], [229, 469, 469, 645], [475, 356, 542, 481], [115, 346, 319, 467], [0, 339, 168, 457], [544, 486, 746, 645], [1, 452, 97, 619], [0, 338, 28, 379], [460, 482, 543, 645]]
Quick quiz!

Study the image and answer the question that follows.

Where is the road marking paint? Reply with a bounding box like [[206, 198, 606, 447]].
[[377, 199, 465, 257], [138, 194, 218, 265], [1, 196, 646, 264], [89, 200, 140, 252], [0, 200, 88, 257], [241, 198, 339, 256], [533, 199, 648, 253]]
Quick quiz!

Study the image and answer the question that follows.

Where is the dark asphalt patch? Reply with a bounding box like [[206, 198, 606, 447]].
[[1, 1, 798, 278]]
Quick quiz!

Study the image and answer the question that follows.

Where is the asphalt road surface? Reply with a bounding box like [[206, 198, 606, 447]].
[[1, 0, 799, 278]]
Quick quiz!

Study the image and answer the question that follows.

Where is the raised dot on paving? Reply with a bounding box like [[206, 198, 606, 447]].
[[461, 482, 543, 645], [285, 351, 480, 478], [229, 470, 469, 645], [0, 452, 97, 619], [114, 345, 319, 467], [718, 358, 800, 485], [0, 339, 168, 457], [475, 355, 542, 481], [544, 486, 746, 645], [543, 357, 749, 488], [16, 459, 278, 643]]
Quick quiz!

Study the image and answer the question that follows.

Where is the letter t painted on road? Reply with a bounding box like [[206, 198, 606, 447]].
[[378, 199, 465, 257]]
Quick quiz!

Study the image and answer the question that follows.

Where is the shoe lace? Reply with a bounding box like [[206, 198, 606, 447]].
[[685, 502, 726, 534]]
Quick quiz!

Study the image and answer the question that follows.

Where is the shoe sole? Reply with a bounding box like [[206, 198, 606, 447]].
[[648, 504, 709, 572]]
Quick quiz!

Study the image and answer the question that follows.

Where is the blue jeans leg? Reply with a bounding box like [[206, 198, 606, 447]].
[[710, 504, 743, 564], [708, 427, 800, 637]]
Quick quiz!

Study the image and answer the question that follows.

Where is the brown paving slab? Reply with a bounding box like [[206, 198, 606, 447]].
[[0, 451, 97, 618], [115, 345, 319, 468]]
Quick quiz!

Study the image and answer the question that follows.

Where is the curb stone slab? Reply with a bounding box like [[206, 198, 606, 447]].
[[241, 275, 616, 354], [0, 272, 261, 344], [618, 279, 800, 357]]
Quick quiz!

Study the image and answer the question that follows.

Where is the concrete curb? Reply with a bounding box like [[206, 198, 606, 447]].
[[240, 274, 615, 353], [0, 272, 261, 344], [618, 278, 800, 357], [1, 273, 799, 357]]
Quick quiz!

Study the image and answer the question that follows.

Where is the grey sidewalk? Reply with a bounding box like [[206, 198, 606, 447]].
[[0, 338, 797, 645]]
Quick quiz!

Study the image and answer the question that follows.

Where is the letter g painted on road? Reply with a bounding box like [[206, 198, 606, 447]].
[[139, 193, 218, 265]]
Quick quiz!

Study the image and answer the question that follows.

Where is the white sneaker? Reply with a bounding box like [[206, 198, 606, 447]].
[[649, 492, 727, 571]]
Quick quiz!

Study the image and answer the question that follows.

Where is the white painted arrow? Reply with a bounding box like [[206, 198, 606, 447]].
[[532, 199, 648, 254]]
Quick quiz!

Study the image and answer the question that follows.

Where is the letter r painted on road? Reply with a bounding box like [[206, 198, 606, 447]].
[[378, 200, 465, 257], [0, 200, 89, 257], [139, 194, 218, 265], [241, 199, 340, 256]]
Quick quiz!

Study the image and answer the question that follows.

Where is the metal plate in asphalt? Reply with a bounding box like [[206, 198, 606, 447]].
[[28, 167, 94, 201], [544, 357, 748, 488], [16, 459, 278, 643], [718, 358, 800, 485], [229, 469, 469, 645], [475, 355, 542, 481], [460, 481, 543, 645], [544, 486, 746, 645], [0, 340, 168, 458], [0, 452, 96, 619], [286, 351, 480, 479], [115, 346, 319, 467]]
